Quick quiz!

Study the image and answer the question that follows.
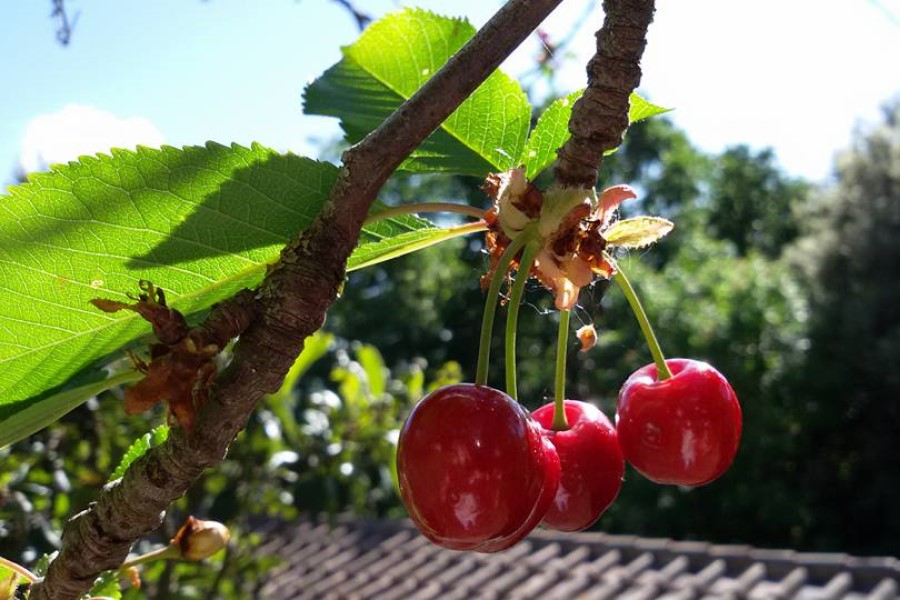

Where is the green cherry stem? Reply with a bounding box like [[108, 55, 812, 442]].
[[363, 202, 486, 226], [504, 240, 541, 400], [119, 544, 181, 572], [0, 555, 39, 584], [610, 255, 672, 381], [475, 226, 537, 387], [552, 309, 571, 430]]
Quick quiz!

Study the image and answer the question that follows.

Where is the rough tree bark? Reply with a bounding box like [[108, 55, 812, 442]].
[[555, 0, 655, 189], [31, 0, 655, 596]]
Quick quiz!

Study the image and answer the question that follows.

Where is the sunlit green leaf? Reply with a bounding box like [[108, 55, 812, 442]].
[[110, 424, 169, 481], [628, 93, 672, 123], [521, 90, 583, 179], [0, 567, 18, 600], [605, 216, 674, 248], [525, 91, 669, 172], [304, 8, 531, 176], [356, 345, 387, 398], [277, 332, 335, 399], [0, 370, 142, 449], [88, 571, 122, 599], [0, 144, 470, 443]]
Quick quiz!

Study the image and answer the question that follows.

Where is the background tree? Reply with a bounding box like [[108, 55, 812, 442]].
[[708, 146, 808, 257], [783, 102, 900, 554]]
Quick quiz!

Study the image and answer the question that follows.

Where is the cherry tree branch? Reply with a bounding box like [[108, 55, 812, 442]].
[[31, 0, 564, 597], [555, 0, 656, 189]]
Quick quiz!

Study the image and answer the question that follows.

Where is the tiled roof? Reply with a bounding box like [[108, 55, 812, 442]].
[[256, 518, 900, 599]]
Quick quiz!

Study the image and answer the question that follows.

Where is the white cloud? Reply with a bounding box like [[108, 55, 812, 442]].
[[20, 105, 165, 173]]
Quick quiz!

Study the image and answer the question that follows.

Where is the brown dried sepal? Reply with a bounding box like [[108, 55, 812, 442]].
[[91, 280, 219, 431], [90, 280, 188, 344]]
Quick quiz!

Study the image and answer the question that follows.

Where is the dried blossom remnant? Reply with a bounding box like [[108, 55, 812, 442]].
[[90, 280, 188, 344], [482, 168, 671, 311], [484, 167, 542, 238], [90, 280, 221, 431]]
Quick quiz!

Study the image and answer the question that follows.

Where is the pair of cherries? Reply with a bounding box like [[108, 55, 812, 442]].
[[396, 358, 741, 552]]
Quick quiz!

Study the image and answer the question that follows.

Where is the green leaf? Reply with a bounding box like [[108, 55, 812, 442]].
[[32, 553, 55, 578], [521, 90, 583, 180], [523, 91, 669, 174], [0, 144, 465, 445], [270, 331, 334, 403], [356, 345, 387, 398], [605, 216, 675, 248], [110, 424, 169, 481], [304, 8, 530, 176], [265, 331, 334, 443], [602, 93, 672, 157], [0, 567, 18, 600], [628, 93, 672, 123], [0, 370, 142, 449], [87, 571, 122, 599]]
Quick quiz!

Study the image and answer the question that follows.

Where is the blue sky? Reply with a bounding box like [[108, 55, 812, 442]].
[[1, 0, 899, 187]]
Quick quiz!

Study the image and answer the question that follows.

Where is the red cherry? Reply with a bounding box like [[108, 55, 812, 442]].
[[616, 359, 742, 486], [533, 400, 624, 531], [397, 384, 560, 552]]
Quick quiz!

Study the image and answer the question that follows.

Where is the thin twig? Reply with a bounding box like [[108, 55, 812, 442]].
[[330, 0, 372, 31], [51, 0, 78, 45]]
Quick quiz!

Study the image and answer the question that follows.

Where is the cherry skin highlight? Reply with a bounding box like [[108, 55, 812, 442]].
[[616, 359, 742, 486], [533, 400, 624, 531], [397, 384, 560, 552]]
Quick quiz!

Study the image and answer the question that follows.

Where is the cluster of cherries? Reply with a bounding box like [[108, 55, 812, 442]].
[[393, 169, 742, 552], [397, 360, 741, 551]]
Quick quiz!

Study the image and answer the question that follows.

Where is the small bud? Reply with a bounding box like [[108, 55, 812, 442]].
[[576, 324, 598, 352], [172, 516, 230, 561]]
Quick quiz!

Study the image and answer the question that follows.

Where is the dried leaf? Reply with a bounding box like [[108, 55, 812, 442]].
[[604, 217, 674, 249]]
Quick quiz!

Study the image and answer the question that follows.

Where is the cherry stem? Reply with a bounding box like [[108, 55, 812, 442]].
[[119, 544, 180, 571], [0, 556, 39, 584], [475, 226, 537, 387], [610, 257, 672, 381], [363, 202, 486, 226], [504, 240, 541, 400], [552, 309, 571, 431]]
